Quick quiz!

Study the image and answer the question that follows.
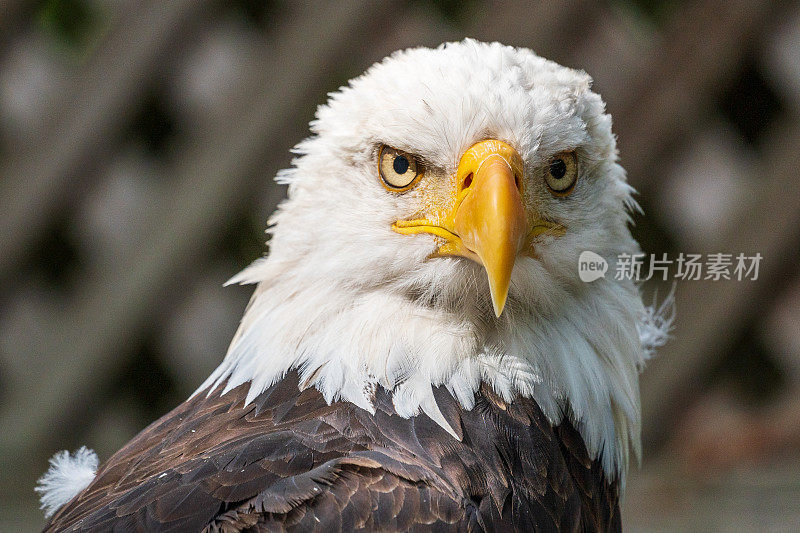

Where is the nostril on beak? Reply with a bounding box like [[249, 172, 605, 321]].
[[461, 172, 473, 192]]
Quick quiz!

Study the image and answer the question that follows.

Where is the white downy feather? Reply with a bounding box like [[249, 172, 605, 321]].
[[639, 284, 676, 362], [35, 447, 98, 518]]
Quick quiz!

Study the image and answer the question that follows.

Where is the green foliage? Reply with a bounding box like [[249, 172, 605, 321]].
[[411, 0, 482, 28], [36, 0, 100, 53], [616, 0, 679, 27]]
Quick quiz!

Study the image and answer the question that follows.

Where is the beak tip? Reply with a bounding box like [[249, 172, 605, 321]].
[[490, 289, 507, 318]]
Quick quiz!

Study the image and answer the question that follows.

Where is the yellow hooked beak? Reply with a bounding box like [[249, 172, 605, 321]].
[[393, 140, 531, 317]]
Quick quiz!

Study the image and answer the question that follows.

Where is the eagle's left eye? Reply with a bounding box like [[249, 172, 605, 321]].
[[379, 146, 421, 191]]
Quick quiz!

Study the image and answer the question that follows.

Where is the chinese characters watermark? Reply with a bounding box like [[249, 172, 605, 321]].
[[578, 251, 762, 283]]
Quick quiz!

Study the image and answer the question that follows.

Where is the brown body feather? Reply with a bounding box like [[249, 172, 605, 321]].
[[44, 371, 620, 532]]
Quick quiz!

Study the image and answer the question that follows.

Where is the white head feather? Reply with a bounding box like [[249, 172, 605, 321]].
[[199, 39, 666, 480]]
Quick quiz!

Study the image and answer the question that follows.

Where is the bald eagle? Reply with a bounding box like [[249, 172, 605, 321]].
[[38, 40, 671, 531]]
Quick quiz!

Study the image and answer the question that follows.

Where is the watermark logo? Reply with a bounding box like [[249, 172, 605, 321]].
[[578, 251, 763, 282], [578, 251, 608, 282]]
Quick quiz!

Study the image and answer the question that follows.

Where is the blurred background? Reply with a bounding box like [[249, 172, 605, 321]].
[[1, 0, 800, 530]]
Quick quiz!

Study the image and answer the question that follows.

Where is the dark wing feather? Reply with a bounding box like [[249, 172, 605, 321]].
[[44, 371, 620, 532]]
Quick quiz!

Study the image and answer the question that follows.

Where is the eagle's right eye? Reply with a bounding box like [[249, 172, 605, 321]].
[[544, 151, 578, 195], [379, 146, 421, 191]]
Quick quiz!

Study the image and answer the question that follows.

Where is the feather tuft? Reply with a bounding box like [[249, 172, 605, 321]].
[[35, 446, 98, 518], [639, 284, 676, 361]]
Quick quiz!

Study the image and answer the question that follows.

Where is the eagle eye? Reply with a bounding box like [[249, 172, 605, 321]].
[[545, 151, 578, 195], [379, 145, 421, 191]]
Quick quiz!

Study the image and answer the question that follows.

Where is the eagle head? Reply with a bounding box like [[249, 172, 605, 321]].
[[202, 39, 664, 479]]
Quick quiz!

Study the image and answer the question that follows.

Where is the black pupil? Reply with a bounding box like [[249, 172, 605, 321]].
[[549, 159, 566, 180], [393, 155, 410, 175]]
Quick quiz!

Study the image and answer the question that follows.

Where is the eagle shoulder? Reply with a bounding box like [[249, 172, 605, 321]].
[[44, 372, 620, 532]]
